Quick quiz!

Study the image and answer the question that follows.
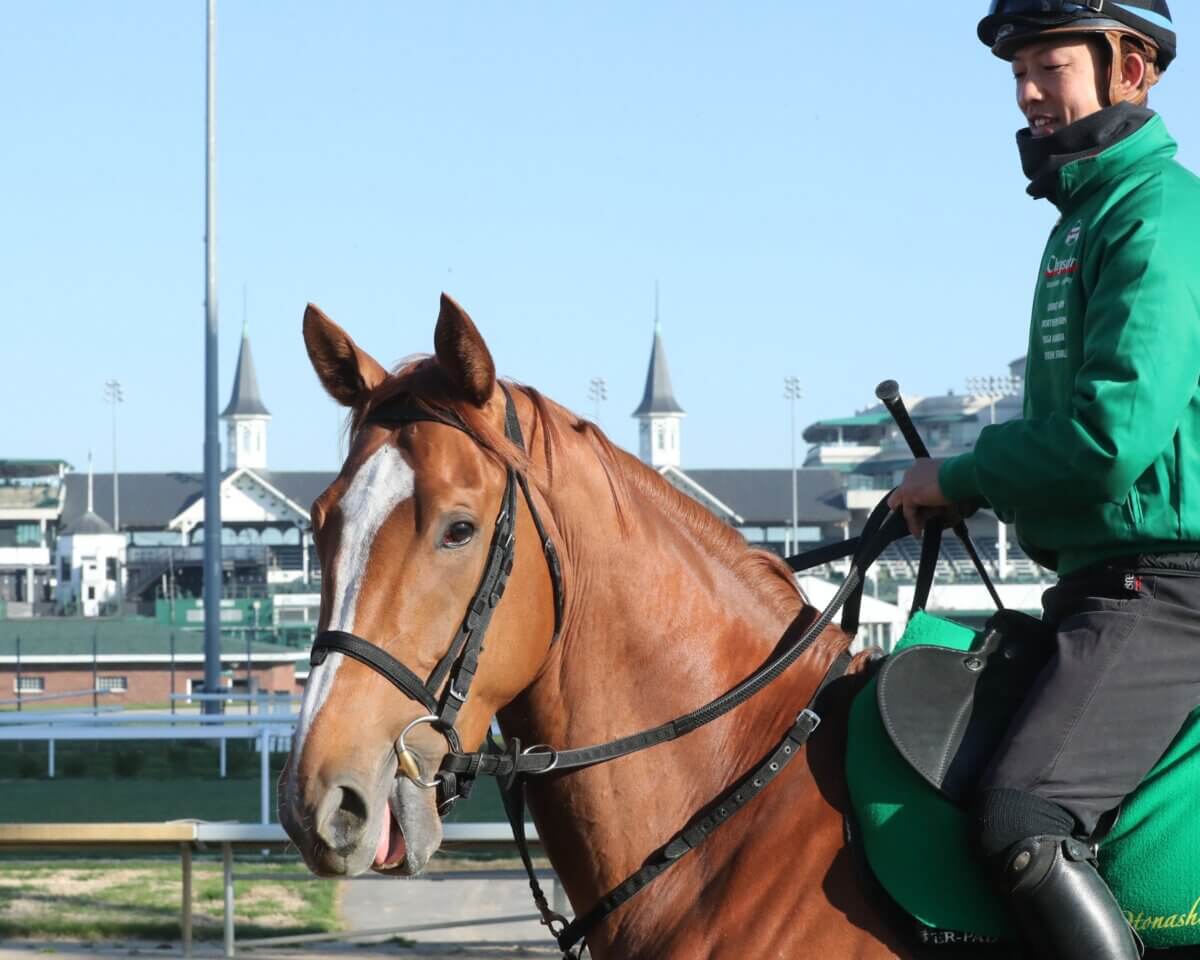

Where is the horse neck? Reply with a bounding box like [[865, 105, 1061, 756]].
[[499, 432, 851, 949]]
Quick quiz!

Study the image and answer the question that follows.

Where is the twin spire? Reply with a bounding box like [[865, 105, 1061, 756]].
[[631, 286, 684, 468], [218, 298, 679, 472], [222, 321, 271, 470]]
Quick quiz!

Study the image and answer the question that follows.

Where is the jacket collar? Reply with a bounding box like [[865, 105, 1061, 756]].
[[1057, 114, 1175, 211]]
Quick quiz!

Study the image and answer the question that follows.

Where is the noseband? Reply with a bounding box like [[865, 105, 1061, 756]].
[[308, 385, 565, 808]]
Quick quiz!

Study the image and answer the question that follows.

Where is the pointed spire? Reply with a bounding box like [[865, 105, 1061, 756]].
[[222, 327, 270, 418], [66, 452, 115, 535], [632, 287, 684, 417]]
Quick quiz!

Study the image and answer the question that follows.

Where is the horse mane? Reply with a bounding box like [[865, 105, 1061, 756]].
[[357, 358, 803, 616]]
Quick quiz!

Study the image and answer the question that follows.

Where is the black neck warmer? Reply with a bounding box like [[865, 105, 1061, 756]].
[[1017, 102, 1155, 204]]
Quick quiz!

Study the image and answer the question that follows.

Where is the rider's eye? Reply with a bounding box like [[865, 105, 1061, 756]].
[[442, 520, 476, 548]]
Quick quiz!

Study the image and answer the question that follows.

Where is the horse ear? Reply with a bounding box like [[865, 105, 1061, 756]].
[[302, 303, 388, 407], [434, 293, 496, 407]]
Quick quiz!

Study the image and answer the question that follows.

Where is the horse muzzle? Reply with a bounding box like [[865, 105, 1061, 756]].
[[280, 755, 444, 877]]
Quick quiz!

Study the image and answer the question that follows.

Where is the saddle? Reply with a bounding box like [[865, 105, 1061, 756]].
[[875, 607, 1053, 805]]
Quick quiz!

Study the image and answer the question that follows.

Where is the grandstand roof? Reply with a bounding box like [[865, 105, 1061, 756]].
[[0, 459, 71, 480], [61, 470, 334, 531], [681, 468, 848, 526]]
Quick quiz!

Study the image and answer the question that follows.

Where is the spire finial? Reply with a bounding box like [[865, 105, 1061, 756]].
[[242, 283, 249, 337], [87, 451, 94, 513], [654, 280, 661, 335]]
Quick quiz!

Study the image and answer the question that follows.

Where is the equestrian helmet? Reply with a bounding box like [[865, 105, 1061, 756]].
[[978, 0, 1176, 69]]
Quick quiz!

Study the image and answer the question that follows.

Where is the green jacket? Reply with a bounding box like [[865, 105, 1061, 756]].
[[940, 116, 1200, 574]]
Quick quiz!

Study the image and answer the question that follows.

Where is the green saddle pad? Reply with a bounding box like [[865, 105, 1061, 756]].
[[845, 611, 1200, 950]]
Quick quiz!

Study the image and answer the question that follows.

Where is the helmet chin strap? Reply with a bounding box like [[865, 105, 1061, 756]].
[[1102, 30, 1158, 107]]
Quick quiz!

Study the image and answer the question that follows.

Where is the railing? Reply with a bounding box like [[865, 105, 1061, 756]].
[[0, 706, 296, 822], [0, 821, 555, 959]]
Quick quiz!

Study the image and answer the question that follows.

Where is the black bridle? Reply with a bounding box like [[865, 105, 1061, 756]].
[[307, 385, 917, 958], [309, 385, 565, 803]]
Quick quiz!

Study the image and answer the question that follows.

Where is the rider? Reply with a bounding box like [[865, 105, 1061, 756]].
[[890, 2, 1200, 957]]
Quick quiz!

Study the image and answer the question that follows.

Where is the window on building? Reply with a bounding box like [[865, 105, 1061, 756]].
[[15, 676, 45, 693], [105, 557, 118, 581], [60, 557, 70, 580], [87, 586, 96, 600], [97, 676, 128, 693], [0, 523, 37, 547]]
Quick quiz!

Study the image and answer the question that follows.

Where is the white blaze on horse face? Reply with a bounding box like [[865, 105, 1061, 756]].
[[294, 444, 415, 757]]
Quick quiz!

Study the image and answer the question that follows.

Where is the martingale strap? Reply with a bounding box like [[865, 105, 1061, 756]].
[[538, 648, 854, 956], [440, 505, 909, 956]]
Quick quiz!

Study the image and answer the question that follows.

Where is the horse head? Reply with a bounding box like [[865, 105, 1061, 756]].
[[279, 294, 559, 877]]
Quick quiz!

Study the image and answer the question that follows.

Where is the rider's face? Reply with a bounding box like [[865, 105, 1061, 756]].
[[1012, 38, 1105, 138]]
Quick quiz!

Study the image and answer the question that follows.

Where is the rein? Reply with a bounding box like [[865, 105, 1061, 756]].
[[307, 388, 918, 958]]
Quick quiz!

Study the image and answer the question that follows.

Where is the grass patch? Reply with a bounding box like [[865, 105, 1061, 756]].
[[0, 857, 338, 941]]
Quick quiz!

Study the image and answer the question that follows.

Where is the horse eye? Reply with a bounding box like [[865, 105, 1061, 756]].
[[442, 521, 476, 548]]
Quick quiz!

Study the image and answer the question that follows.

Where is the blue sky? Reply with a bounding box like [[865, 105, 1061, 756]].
[[4, 3, 1198, 473]]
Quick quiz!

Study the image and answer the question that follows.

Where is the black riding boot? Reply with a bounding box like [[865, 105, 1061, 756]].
[[992, 835, 1139, 960]]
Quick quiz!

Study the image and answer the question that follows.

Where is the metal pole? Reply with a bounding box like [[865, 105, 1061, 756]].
[[223, 841, 235, 958], [170, 631, 177, 715], [784, 378, 802, 554], [108, 381, 121, 532], [260, 725, 270, 824], [790, 394, 797, 549], [203, 0, 224, 715], [182, 843, 194, 958], [15, 635, 21, 712], [92, 626, 98, 712]]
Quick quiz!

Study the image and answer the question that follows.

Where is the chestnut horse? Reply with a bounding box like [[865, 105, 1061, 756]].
[[278, 296, 944, 959]]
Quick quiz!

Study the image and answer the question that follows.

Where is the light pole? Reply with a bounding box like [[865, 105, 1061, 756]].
[[784, 377, 804, 555], [588, 377, 607, 425], [104, 380, 123, 531], [965, 375, 1022, 579], [202, 0, 223, 714]]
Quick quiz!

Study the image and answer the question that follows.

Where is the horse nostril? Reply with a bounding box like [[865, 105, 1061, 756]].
[[315, 781, 372, 854]]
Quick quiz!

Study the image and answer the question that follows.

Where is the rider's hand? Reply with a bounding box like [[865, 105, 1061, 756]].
[[887, 459, 952, 537]]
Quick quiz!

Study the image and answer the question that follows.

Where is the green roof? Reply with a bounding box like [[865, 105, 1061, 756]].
[[0, 459, 71, 479], [0, 618, 302, 659], [812, 412, 892, 428]]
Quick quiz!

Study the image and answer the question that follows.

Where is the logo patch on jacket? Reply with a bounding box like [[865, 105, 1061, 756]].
[[1066, 221, 1083, 246], [1045, 254, 1079, 278]]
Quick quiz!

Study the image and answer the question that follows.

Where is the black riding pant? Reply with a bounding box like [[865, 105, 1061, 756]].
[[977, 553, 1200, 839]]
